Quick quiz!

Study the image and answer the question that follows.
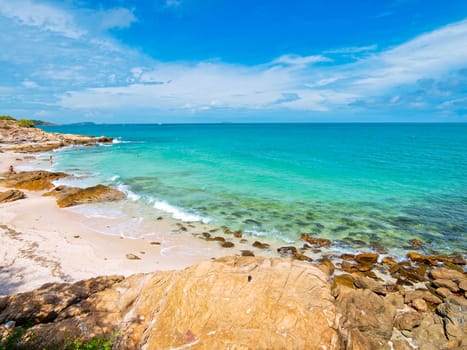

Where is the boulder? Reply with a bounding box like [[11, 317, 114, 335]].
[[394, 312, 423, 330], [336, 288, 396, 349], [354, 253, 379, 264], [436, 297, 467, 347], [44, 184, 126, 207], [300, 233, 331, 247], [0, 189, 25, 203], [0, 170, 68, 191], [0, 257, 340, 349]]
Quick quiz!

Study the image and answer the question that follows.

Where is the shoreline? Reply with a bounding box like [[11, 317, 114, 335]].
[[0, 151, 235, 295], [1, 145, 466, 296]]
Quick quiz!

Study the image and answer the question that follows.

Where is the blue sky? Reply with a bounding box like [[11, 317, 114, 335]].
[[0, 0, 466, 123]]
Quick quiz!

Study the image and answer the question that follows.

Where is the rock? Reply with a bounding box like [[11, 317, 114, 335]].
[[292, 253, 313, 262], [340, 253, 355, 261], [0, 170, 68, 191], [459, 279, 467, 292], [394, 312, 423, 330], [336, 288, 396, 349], [432, 278, 460, 292], [0, 276, 124, 325], [202, 232, 211, 238], [212, 236, 225, 242], [412, 298, 428, 312], [381, 256, 397, 266], [0, 189, 25, 203], [240, 250, 254, 257], [44, 184, 126, 207], [320, 257, 335, 275], [407, 252, 438, 266], [220, 241, 234, 248], [385, 293, 405, 310], [411, 312, 449, 350], [0, 257, 340, 349], [354, 253, 379, 264], [410, 238, 423, 249], [435, 287, 452, 299], [430, 267, 465, 281], [436, 297, 467, 346], [233, 230, 243, 238], [252, 241, 270, 249], [353, 275, 387, 295], [404, 290, 442, 305], [300, 233, 331, 247], [0, 120, 113, 152], [333, 274, 355, 290], [277, 246, 297, 256], [125, 254, 141, 260]]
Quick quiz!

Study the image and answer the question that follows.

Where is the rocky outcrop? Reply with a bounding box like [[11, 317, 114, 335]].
[[0, 257, 340, 349], [0, 171, 68, 191], [1, 256, 466, 349], [43, 184, 126, 207], [0, 189, 25, 203], [0, 119, 113, 152]]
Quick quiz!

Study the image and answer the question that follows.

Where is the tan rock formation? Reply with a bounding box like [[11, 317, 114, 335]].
[[43, 184, 126, 207], [0, 119, 113, 152], [0, 257, 340, 349], [0, 171, 68, 191], [0, 189, 25, 203]]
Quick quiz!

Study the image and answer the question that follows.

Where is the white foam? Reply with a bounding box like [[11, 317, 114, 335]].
[[112, 138, 131, 144], [153, 200, 210, 223], [110, 175, 120, 181], [116, 183, 141, 201]]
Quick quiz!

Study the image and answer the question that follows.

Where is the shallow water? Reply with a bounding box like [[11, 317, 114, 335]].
[[41, 123, 467, 256]]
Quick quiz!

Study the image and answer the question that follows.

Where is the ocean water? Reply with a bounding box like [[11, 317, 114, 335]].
[[41, 123, 467, 256]]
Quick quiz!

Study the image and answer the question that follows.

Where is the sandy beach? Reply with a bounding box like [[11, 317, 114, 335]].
[[0, 151, 234, 295]]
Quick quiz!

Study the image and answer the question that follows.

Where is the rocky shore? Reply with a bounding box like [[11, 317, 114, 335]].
[[1, 120, 466, 349]]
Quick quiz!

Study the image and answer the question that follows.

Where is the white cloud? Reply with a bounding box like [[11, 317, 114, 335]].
[[272, 54, 331, 66], [22, 80, 39, 88], [0, 0, 84, 38], [0, 0, 466, 120]]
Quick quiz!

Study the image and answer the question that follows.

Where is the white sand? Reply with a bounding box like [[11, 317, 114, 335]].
[[0, 151, 233, 295]]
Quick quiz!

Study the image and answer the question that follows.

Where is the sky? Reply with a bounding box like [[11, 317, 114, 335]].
[[0, 0, 466, 123]]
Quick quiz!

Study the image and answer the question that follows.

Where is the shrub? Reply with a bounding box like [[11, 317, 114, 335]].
[[17, 119, 35, 128], [0, 115, 15, 121]]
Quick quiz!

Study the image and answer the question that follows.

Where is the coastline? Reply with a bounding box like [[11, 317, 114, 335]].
[[1, 126, 466, 349], [0, 150, 232, 295]]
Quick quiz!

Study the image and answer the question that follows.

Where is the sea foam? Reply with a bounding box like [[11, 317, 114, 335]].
[[152, 200, 210, 223]]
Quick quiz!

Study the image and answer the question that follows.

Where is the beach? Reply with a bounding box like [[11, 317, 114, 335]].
[[1, 124, 466, 349], [0, 150, 233, 295]]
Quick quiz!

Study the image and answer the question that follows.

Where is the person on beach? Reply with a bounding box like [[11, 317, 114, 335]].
[[50, 155, 53, 164], [8, 165, 15, 174]]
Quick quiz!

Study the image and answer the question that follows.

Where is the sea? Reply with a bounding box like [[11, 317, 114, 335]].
[[40, 123, 467, 257]]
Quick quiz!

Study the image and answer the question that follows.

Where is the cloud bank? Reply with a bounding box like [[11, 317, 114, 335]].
[[0, 0, 466, 122]]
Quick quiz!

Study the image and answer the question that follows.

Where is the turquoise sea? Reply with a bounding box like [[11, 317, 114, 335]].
[[41, 123, 467, 256]]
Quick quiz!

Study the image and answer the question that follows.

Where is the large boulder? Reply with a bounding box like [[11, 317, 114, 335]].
[[0, 257, 340, 349], [0, 171, 68, 191], [44, 184, 126, 207]]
